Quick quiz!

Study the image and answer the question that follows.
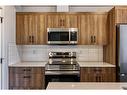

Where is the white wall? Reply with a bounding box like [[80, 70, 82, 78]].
[[69, 6, 113, 12], [16, 6, 56, 12], [1, 6, 16, 89], [16, 6, 113, 12]]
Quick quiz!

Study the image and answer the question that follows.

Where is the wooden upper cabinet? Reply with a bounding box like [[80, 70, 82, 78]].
[[95, 14, 108, 45], [46, 13, 79, 28], [38, 14, 46, 44], [80, 14, 90, 44], [67, 14, 79, 28], [115, 7, 127, 24], [47, 14, 69, 28], [16, 13, 46, 45], [80, 13, 108, 45], [16, 14, 24, 44]]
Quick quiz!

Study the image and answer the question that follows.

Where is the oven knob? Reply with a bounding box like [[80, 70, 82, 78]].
[[49, 52, 53, 56]]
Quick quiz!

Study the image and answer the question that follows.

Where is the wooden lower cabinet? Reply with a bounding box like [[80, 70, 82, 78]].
[[80, 67, 116, 82], [9, 67, 45, 89]]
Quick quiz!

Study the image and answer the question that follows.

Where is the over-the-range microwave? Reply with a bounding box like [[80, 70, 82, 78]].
[[47, 28, 78, 45]]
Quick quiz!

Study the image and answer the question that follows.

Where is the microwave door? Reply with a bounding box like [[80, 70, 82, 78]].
[[60, 32, 69, 41], [48, 32, 69, 44], [48, 32, 60, 41]]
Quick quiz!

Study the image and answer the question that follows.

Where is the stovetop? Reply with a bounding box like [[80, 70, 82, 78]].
[[45, 52, 80, 71]]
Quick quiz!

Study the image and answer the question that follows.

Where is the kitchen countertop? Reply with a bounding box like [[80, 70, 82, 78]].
[[78, 61, 115, 67], [47, 82, 127, 90], [8, 61, 115, 67], [8, 61, 47, 67]]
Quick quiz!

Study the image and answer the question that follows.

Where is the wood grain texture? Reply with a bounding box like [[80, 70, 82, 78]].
[[80, 67, 116, 82], [80, 13, 108, 45], [115, 6, 127, 24], [9, 67, 45, 89], [103, 7, 116, 65], [16, 13, 46, 45]]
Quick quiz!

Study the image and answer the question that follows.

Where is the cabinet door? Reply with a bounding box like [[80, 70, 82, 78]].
[[16, 14, 24, 44], [9, 67, 45, 89], [90, 14, 98, 45], [47, 14, 69, 28], [90, 14, 108, 45], [29, 67, 45, 89], [47, 14, 59, 28], [101, 68, 116, 82], [16, 14, 33, 45], [115, 7, 127, 23], [16, 13, 46, 45], [97, 14, 108, 45], [80, 67, 116, 82], [58, 14, 67, 28], [80, 14, 108, 45], [38, 14, 46, 44], [16, 14, 30, 44], [80, 14, 91, 45], [66, 14, 79, 28]]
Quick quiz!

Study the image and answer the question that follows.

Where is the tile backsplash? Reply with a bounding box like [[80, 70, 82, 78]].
[[8, 44, 103, 63], [8, 43, 21, 64]]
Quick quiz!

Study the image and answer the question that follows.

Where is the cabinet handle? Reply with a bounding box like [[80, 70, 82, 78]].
[[60, 19, 62, 26], [94, 36, 96, 43], [29, 36, 31, 43], [23, 76, 31, 78], [23, 69, 31, 71], [96, 76, 99, 82], [62, 19, 64, 26], [32, 36, 34, 43], [91, 36, 93, 43], [98, 76, 101, 82]]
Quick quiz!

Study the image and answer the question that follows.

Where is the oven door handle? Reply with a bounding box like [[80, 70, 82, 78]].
[[45, 71, 80, 75]]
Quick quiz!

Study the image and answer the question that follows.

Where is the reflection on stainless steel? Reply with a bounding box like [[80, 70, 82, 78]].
[[45, 71, 79, 75], [45, 52, 80, 75], [117, 25, 127, 82], [47, 28, 78, 45], [45, 52, 80, 88]]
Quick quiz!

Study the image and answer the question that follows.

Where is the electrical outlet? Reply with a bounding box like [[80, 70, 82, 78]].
[[33, 50, 36, 54]]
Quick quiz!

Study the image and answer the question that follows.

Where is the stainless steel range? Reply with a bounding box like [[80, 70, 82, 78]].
[[45, 52, 80, 88]]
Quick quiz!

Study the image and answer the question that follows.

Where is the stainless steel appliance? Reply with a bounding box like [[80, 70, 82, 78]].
[[47, 28, 78, 45], [45, 52, 80, 87], [116, 24, 127, 82]]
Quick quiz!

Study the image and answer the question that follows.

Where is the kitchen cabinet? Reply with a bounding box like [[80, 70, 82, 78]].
[[9, 67, 45, 89], [80, 13, 108, 45], [115, 7, 127, 24], [47, 14, 69, 28], [16, 13, 46, 45], [46, 13, 79, 28], [67, 14, 79, 28], [80, 67, 116, 82]]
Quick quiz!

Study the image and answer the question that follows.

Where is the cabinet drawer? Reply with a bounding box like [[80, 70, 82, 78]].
[[90, 68, 103, 73], [9, 67, 43, 74]]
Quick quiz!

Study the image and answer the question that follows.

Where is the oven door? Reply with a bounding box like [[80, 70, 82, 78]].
[[45, 74, 80, 88], [48, 31, 69, 44]]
